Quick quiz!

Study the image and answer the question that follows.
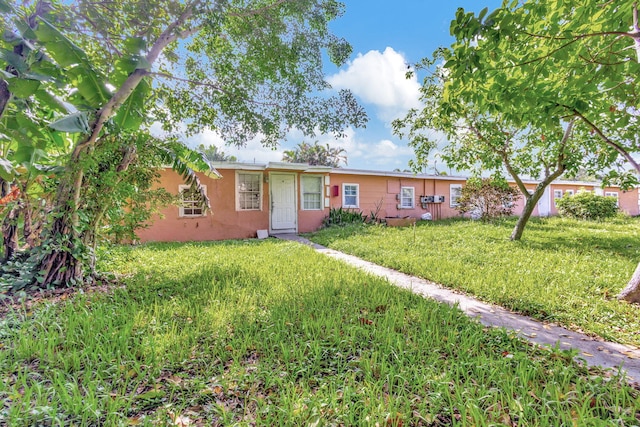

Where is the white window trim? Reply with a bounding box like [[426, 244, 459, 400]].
[[450, 184, 462, 207], [400, 186, 415, 209], [605, 191, 619, 207], [565, 189, 575, 196], [179, 184, 207, 217], [553, 189, 562, 205], [236, 171, 263, 211], [301, 175, 323, 211], [342, 183, 359, 208]]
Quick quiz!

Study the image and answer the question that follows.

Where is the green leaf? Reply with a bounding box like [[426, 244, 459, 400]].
[[14, 144, 35, 164], [7, 78, 40, 98], [0, 48, 27, 73], [0, 157, 14, 180], [67, 65, 110, 108], [111, 56, 139, 87], [113, 78, 150, 130], [34, 18, 87, 67], [123, 37, 146, 54], [0, 0, 12, 13], [34, 88, 68, 113], [478, 7, 489, 22], [49, 112, 91, 133]]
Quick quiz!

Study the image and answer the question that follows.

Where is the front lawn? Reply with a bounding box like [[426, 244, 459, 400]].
[[1, 240, 638, 425], [306, 216, 640, 346]]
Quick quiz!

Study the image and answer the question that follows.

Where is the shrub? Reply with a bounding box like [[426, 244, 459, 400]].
[[555, 191, 618, 220], [456, 177, 520, 220], [323, 207, 365, 227]]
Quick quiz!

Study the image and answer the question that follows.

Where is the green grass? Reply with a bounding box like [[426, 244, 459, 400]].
[[1, 239, 639, 425], [306, 216, 640, 346]]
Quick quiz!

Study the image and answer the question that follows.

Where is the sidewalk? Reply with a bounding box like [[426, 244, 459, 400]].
[[273, 233, 640, 381]]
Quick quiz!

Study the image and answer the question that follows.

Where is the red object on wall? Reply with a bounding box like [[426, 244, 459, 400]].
[[331, 185, 339, 197]]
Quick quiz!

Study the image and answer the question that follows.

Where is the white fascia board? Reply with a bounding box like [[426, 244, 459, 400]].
[[209, 162, 267, 171], [160, 165, 222, 179], [330, 168, 468, 181], [266, 162, 331, 173]]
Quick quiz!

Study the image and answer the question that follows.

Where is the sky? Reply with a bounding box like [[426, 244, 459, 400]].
[[184, 0, 503, 172]]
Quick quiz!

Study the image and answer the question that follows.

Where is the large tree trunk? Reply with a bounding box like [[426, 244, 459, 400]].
[[511, 194, 538, 240], [36, 164, 86, 287], [2, 206, 19, 261], [618, 263, 640, 304]]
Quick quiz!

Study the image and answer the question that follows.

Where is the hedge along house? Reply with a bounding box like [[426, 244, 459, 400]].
[[135, 163, 640, 242]]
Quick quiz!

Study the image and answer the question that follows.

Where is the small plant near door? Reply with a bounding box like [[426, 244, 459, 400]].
[[323, 207, 365, 227]]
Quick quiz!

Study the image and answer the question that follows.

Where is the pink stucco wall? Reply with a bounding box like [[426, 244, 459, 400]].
[[136, 168, 269, 242], [137, 167, 331, 242], [137, 167, 639, 243]]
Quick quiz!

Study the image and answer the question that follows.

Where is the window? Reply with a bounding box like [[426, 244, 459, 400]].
[[450, 184, 462, 207], [179, 185, 206, 217], [237, 172, 262, 210], [553, 189, 563, 205], [605, 191, 619, 207], [565, 189, 574, 197], [343, 184, 359, 208], [302, 175, 323, 210], [400, 187, 414, 209]]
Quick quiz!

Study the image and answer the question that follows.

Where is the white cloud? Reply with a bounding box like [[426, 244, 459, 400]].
[[327, 47, 422, 121], [150, 123, 416, 171], [313, 128, 413, 168]]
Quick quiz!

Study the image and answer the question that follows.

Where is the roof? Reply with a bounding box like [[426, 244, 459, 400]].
[[202, 162, 624, 188]]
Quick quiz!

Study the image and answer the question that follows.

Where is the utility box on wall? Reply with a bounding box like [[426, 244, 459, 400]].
[[331, 185, 339, 197], [420, 195, 435, 203]]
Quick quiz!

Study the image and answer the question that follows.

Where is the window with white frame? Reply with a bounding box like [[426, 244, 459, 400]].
[[605, 191, 619, 207], [302, 175, 323, 210], [343, 184, 359, 208], [450, 184, 462, 207], [400, 187, 415, 208], [237, 172, 262, 211], [179, 184, 206, 217], [553, 189, 563, 205], [565, 189, 574, 196]]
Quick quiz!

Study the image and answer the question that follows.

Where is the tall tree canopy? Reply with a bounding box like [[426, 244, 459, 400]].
[[402, 0, 640, 302], [282, 140, 347, 167], [197, 144, 237, 163], [0, 0, 367, 288]]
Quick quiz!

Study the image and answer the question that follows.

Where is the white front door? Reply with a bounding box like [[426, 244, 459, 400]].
[[537, 186, 551, 217], [270, 173, 297, 231]]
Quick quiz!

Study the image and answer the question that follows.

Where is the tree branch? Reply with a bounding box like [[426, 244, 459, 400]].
[[71, 1, 203, 161], [570, 109, 640, 173]]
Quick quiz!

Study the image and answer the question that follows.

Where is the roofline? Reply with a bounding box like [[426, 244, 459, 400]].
[[330, 168, 468, 181], [330, 168, 615, 187], [171, 162, 631, 188], [210, 161, 332, 173], [161, 164, 222, 179]]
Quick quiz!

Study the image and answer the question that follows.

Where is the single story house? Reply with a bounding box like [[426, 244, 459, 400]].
[[135, 162, 640, 242]]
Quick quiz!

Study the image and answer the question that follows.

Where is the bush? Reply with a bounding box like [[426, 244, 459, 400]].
[[323, 207, 365, 227], [456, 177, 520, 220], [555, 191, 618, 220]]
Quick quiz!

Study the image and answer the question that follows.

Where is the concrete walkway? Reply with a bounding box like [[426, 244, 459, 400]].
[[273, 233, 640, 381]]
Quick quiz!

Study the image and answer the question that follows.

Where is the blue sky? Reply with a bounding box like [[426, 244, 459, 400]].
[[190, 1, 502, 171]]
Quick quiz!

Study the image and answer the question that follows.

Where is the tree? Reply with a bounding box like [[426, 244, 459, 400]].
[[393, 54, 591, 240], [197, 144, 237, 163], [282, 140, 347, 167], [1, 0, 367, 288], [407, 1, 640, 302], [455, 177, 520, 220]]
